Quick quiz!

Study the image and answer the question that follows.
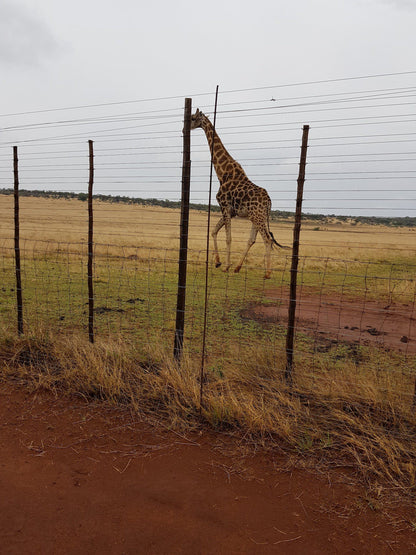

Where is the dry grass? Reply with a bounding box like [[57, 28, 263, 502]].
[[2, 194, 416, 261]]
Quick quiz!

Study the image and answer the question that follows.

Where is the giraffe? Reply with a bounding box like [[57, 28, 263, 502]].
[[190, 108, 287, 279]]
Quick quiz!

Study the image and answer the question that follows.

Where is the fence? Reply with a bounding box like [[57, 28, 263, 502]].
[[1, 73, 416, 409]]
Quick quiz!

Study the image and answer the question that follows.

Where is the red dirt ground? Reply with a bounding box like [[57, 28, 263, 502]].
[[241, 287, 416, 354], [1, 383, 415, 554]]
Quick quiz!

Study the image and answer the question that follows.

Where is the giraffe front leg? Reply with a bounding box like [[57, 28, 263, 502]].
[[222, 218, 232, 272], [211, 216, 225, 268]]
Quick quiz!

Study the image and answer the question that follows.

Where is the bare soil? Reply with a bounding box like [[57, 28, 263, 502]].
[[1, 382, 415, 554], [241, 287, 416, 354]]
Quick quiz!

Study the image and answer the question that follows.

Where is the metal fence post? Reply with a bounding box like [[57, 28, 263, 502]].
[[285, 125, 310, 386], [88, 140, 94, 344], [174, 98, 192, 361], [13, 146, 23, 336], [199, 86, 219, 409]]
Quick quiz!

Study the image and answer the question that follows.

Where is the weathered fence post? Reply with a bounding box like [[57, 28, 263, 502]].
[[285, 125, 310, 386], [13, 146, 23, 336], [173, 98, 192, 361], [88, 140, 94, 344]]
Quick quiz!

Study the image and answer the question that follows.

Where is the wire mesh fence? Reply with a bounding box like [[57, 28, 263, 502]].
[[1, 235, 415, 406], [1, 72, 416, 410]]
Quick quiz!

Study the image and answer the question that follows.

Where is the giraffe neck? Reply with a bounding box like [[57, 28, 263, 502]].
[[200, 116, 245, 183]]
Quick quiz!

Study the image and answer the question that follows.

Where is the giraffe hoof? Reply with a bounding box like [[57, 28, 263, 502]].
[[264, 273, 272, 279], [234, 266, 241, 274], [215, 262, 222, 268]]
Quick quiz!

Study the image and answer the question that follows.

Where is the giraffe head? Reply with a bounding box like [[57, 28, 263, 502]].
[[190, 108, 205, 130]]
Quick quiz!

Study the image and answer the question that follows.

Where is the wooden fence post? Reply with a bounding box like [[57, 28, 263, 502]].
[[173, 98, 192, 361], [285, 125, 310, 386], [13, 146, 23, 336], [88, 140, 94, 344]]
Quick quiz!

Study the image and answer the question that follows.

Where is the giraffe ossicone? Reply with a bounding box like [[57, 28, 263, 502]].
[[190, 109, 287, 279]]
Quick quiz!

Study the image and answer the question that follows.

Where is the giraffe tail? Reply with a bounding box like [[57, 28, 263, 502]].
[[269, 230, 290, 250]]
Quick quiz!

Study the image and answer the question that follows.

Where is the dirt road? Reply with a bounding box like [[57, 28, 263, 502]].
[[0, 383, 414, 554]]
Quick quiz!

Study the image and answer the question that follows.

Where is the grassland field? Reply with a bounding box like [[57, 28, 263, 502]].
[[1, 194, 415, 305], [1, 194, 416, 495]]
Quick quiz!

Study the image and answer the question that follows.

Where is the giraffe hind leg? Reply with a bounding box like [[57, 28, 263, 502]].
[[260, 228, 273, 279], [234, 224, 257, 274]]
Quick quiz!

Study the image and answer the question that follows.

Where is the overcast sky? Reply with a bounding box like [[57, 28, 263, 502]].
[[0, 0, 414, 109], [0, 0, 415, 217]]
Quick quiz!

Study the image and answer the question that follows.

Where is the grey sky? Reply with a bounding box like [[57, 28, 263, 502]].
[[1, 0, 414, 107], [0, 1, 61, 67], [0, 0, 415, 217]]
